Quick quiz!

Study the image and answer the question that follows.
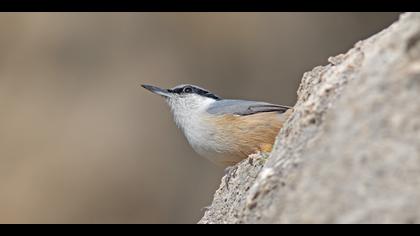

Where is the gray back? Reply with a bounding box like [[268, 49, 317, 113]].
[[206, 99, 291, 116]]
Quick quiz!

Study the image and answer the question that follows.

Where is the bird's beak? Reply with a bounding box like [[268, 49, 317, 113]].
[[141, 84, 171, 98]]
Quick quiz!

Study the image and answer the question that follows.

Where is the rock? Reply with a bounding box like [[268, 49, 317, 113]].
[[199, 12, 420, 224]]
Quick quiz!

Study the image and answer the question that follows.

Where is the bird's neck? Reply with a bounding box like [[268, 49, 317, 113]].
[[168, 98, 215, 134]]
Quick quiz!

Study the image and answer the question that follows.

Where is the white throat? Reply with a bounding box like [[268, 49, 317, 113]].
[[166, 95, 216, 132], [165, 94, 235, 166]]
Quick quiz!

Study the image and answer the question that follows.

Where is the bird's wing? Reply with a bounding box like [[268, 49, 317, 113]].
[[206, 99, 292, 116]]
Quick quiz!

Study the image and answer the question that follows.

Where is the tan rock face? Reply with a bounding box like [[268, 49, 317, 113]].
[[200, 13, 420, 224]]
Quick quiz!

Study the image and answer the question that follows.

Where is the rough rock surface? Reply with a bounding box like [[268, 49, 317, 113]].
[[199, 13, 420, 224]]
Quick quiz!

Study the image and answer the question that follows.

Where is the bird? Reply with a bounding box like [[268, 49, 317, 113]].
[[141, 84, 293, 167]]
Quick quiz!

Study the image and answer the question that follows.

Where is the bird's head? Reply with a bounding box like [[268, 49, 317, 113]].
[[142, 84, 221, 116]]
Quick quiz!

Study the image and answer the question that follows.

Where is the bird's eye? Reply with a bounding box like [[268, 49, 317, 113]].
[[183, 86, 193, 93]]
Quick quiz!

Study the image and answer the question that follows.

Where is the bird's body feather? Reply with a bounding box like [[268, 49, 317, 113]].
[[142, 83, 293, 167], [174, 99, 292, 166], [202, 110, 291, 166], [206, 99, 291, 116]]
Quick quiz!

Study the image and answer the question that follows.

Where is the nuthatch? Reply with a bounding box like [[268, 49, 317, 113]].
[[142, 84, 293, 167]]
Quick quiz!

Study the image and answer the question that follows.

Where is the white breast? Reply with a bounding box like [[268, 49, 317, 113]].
[[182, 115, 237, 166], [167, 95, 235, 165]]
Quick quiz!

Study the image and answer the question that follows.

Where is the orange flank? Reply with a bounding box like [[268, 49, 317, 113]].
[[207, 110, 291, 165]]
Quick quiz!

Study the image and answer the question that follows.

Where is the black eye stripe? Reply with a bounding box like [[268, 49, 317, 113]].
[[169, 85, 221, 100], [196, 89, 208, 95], [171, 88, 184, 94]]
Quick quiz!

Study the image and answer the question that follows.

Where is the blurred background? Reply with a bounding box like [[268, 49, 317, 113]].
[[0, 13, 400, 223]]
